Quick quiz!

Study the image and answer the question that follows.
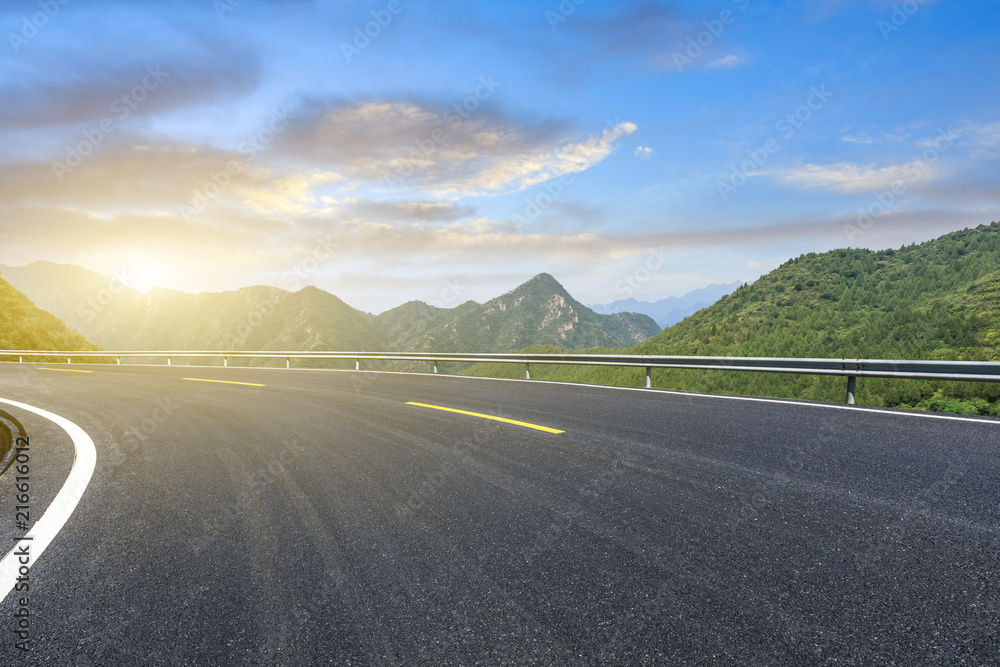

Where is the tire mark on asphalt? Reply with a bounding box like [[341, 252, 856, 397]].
[[215, 447, 297, 665], [260, 448, 400, 667]]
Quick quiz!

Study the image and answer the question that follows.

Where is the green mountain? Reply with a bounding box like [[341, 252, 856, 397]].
[[0, 265, 659, 360], [1, 262, 160, 350], [0, 269, 101, 355], [373, 299, 480, 351], [0, 263, 379, 358], [463, 222, 1000, 416], [119, 285, 378, 353], [391, 273, 660, 353]]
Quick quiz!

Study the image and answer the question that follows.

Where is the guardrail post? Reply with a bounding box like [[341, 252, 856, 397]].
[[116, 357, 121, 365], [286, 358, 290, 369], [355, 359, 360, 371], [646, 366, 652, 388], [18, 356, 22, 363], [433, 360, 439, 374], [846, 376, 857, 405], [68, 357, 71, 364], [167, 357, 171, 366], [525, 363, 531, 380], [224, 357, 228, 367]]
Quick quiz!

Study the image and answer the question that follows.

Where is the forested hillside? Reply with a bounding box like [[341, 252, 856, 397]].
[[0, 272, 102, 356], [400, 273, 659, 353], [2, 265, 660, 363], [464, 222, 1000, 416]]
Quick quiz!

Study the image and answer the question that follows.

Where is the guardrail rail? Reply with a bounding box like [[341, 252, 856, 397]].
[[3, 350, 1000, 405]]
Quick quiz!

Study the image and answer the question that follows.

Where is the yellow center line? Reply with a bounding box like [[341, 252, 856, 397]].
[[40, 368, 94, 373], [183, 378, 266, 387], [405, 402, 564, 434]]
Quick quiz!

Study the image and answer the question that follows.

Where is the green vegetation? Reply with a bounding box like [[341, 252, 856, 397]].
[[463, 222, 1000, 417], [2, 266, 660, 367], [9, 221, 1000, 420], [383, 273, 659, 353], [0, 272, 103, 360]]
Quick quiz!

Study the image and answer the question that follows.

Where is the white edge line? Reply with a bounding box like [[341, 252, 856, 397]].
[[0, 397, 97, 603], [120, 363, 992, 426], [313, 368, 1000, 427], [6, 361, 997, 427]]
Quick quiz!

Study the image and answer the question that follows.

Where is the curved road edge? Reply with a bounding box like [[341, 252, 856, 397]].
[[0, 397, 97, 603]]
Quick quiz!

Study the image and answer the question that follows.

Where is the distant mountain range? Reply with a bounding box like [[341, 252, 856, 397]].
[[464, 221, 1000, 416], [0, 263, 660, 358], [589, 281, 742, 328], [396, 273, 661, 352], [0, 273, 100, 355], [6, 222, 1000, 418]]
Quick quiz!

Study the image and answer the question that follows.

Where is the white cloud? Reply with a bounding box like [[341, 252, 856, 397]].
[[771, 161, 939, 193], [840, 134, 874, 145], [276, 101, 636, 198], [707, 54, 745, 69], [957, 121, 1000, 151], [840, 131, 910, 145], [634, 146, 654, 158], [468, 121, 637, 195]]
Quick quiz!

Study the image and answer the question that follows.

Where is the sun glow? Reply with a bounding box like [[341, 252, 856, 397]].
[[123, 262, 163, 293]]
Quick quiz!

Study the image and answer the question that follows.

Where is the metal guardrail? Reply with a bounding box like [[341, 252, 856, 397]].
[[2, 350, 1000, 405]]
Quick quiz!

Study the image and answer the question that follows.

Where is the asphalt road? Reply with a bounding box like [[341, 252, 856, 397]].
[[0, 362, 998, 665]]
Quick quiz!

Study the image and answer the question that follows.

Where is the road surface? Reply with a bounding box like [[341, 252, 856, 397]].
[[0, 363, 997, 665]]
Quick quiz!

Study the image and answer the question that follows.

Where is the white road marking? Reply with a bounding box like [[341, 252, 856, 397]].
[[25, 362, 998, 426], [316, 369, 1000, 426], [0, 398, 97, 603]]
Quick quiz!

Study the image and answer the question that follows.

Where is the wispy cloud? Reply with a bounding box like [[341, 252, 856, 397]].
[[0, 38, 260, 136], [274, 100, 635, 197], [840, 135, 875, 145], [771, 161, 939, 193], [707, 54, 745, 69], [958, 121, 1000, 153], [344, 199, 476, 222], [0, 0, 993, 309], [0, 142, 312, 218]]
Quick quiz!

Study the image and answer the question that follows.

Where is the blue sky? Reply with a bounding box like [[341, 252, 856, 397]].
[[1, 0, 998, 312]]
